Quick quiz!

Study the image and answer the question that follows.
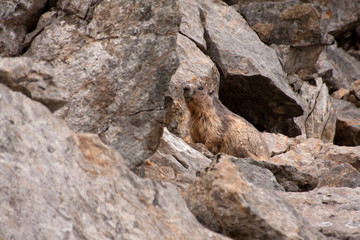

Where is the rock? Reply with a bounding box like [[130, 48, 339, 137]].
[[178, 0, 206, 50], [315, 143, 360, 171], [225, 155, 285, 191], [230, 153, 318, 192], [192, 143, 215, 159], [56, 0, 94, 19], [237, 0, 328, 46], [333, 98, 360, 146], [269, 137, 322, 169], [229, 152, 318, 192], [348, 49, 360, 62], [345, 80, 360, 107], [253, 160, 318, 192], [0, 84, 228, 240], [294, 78, 336, 143], [306, 0, 360, 36], [317, 163, 360, 188], [165, 33, 220, 139], [279, 137, 360, 171], [262, 132, 297, 157], [199, 0, 303, 137], [0, 57, 69, 111], [331, 88, 349, 100], [145, 128, 211, 197], [271, 44, 323, 78], [25, 0, 181, 170], [0, 0, 47, 57], [281, 187, 360, 240], [187, 157, 326, 240], [266, 134, 360, 188], [315, 44, 360, 92]]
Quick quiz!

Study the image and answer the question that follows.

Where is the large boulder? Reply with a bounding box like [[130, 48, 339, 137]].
[[237, 0, 327, 46], [25, 0, 180, 170], [0, 57, 69, 112], [0, 84, 228, 240], [281, 187, 360, 240], [187, 157, 326, 239], [199, 0, 303, 137], [305, 0, 360, 36]]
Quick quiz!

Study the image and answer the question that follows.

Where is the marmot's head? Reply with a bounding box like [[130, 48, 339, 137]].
[[183, 84, 214, 113]]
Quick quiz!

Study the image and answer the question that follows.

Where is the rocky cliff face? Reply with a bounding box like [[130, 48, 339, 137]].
[[1, 0, 360, 239]]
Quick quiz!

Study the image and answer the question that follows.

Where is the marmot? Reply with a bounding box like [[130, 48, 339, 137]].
[[183, 84, 270, 161]]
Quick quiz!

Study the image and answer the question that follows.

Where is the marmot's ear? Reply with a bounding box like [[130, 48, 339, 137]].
[[209, 90, 215, 95]]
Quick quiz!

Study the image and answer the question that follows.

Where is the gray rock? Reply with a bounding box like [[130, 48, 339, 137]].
[[262, 132, 297, 156], [281, 187, 360, 240], [294, 78, 336, 143], [333, 98, 360, 146], [317, 163, 360, 188], [165, 33, 220, 139], [23, 11, 58, 48], [305, 0, 360, 36], [238, 0, 328, 46], [0, 57, 69, 111], [0, 0, 47, 56], [270, 137, 360, 171], [315, 44, 360, 92], [187, 157, 326, 240], [254, 161, 318, 192], [199, 0, 303, 137], [315, 143, 360, 171], [25, 0, 181, 170], [271, 44, 323, 77], [267, 134, 360, 188], [227, 152, 318, 192], [57, 0, 94, 19], [224, 155, 285, 191], [145, 128, 212, 197], [348, 49, 360, 62], [0, 84, 228, 240], [345, 80, 360, 107], [178, 0, 207, 50]]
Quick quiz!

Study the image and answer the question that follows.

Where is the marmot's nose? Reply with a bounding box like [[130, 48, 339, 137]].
[[183, 85, 190, 92]]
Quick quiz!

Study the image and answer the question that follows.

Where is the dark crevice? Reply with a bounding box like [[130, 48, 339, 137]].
[[151, 180, 161, 207], [178, 31, 206, 55], [333, 20, 360, 54], [128, 107, 163, 117], [173, 155, 189, 169], [20, 0, 58, 55]]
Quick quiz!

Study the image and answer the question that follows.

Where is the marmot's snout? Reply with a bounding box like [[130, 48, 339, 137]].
[[183, 85, 193, 100]]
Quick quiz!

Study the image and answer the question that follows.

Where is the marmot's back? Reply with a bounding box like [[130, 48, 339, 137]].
[[184, 84, 270, 161]]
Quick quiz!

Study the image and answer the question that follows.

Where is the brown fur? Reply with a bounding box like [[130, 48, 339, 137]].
[[183, 84, 270, 161]]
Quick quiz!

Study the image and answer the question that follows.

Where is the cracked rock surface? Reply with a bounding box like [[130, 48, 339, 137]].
[[24, 0, 180, 170]]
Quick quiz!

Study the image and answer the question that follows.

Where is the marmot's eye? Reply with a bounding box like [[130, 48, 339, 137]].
[[198, 86, 204, 90]]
